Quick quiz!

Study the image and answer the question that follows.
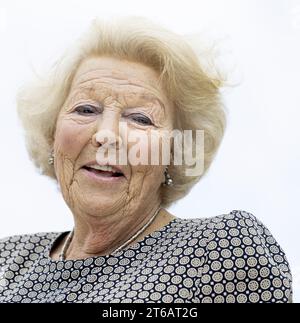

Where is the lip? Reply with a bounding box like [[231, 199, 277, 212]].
[[81, 160, 126, 183], [83, 161, 125, 176], [81, 167, 125, 183]]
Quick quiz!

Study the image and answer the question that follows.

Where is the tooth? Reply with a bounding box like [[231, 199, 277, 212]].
[[89, 165, 117, 173]]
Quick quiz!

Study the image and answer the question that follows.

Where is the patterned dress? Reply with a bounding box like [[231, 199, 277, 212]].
[[0, 210, 293, 303]]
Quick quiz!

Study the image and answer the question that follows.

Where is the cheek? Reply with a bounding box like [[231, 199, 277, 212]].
[[126, 129, 165, 187], [128, 164, 163, 198], [125, 128, 165, 164], [54, 119, 90, 156]]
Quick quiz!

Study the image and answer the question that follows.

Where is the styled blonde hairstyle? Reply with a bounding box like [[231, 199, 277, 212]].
[[17, 16, 227, 208]]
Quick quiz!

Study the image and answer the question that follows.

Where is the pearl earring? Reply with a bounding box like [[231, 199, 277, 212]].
[[164, 166, 173, 186], [48, 150, 54, 165]]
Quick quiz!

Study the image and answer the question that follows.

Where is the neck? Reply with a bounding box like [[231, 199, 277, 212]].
[[64, 202, 173, 260]]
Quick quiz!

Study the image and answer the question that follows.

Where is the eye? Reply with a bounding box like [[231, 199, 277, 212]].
[[74, 104, 99, 115], [128, 114, 154, 126]]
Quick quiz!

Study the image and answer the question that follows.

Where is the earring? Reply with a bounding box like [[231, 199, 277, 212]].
[[163, 166, 173, 186], [48, 150, 54, 165]]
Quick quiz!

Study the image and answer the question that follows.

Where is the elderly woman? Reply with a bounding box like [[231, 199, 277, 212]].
[[0, 17, 292, 303]]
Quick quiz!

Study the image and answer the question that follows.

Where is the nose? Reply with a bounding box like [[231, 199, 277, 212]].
[[91, 110, 122, 149]]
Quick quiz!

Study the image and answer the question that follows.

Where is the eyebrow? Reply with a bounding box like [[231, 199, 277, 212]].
[[126, 91, 166, 112], [131, 91, 163, 103], [73, 84, 166, 110]]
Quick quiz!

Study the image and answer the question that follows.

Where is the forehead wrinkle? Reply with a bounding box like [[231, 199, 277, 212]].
[[73, 65, 159, 86], [71, 79, 167, 112], [73, 75, 160, 95], [72, 65, 165, 95]]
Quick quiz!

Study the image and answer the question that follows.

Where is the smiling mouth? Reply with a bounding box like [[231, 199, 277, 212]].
[[82, 166, 124, 178]]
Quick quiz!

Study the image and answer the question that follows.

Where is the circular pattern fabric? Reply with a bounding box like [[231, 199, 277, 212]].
[[0, 210, 293, 303]]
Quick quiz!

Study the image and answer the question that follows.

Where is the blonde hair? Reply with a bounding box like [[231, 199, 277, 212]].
[[17, 16, 227, 208]]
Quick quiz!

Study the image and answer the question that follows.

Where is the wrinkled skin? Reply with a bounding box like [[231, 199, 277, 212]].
[[51, 56, 176, 259]]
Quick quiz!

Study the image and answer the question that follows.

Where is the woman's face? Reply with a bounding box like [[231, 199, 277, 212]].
[[53, 56, 174, 217]]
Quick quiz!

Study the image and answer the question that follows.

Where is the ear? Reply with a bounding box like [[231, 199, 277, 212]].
[[161, 166, 166, 185]]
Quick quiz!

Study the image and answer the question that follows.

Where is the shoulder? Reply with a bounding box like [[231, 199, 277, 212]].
[[184, 209, 293, 303], [0, 231, 60, 246], [173, 209, 271, 243], [177, 209, 285, 246], [0, 231, 60, 261]]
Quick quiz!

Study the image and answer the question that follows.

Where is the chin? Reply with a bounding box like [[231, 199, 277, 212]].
[[76, 194, 126, 215]]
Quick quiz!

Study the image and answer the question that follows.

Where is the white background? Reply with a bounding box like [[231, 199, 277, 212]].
[[0, 0, 299, 302]]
